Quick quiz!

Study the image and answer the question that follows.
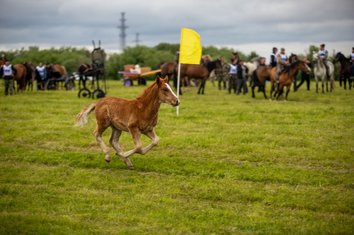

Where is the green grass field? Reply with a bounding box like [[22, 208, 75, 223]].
[[0, 80, 353, 234]]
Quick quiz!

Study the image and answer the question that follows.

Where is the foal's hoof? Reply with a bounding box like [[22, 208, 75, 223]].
[[127, 165, 134, 170]]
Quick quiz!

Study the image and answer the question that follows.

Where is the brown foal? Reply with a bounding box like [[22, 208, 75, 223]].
[[76, 76, 179, 169]]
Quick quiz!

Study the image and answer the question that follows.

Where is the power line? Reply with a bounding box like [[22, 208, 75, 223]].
[[117, 12, 128, 50], [132, 33, 142, 46]]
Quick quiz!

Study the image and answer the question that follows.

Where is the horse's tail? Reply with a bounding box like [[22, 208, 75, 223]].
[[75, 103, 96, 126]]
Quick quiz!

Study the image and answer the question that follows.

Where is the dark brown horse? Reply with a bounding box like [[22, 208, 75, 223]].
[[180, 60, 222, 94], [23, 62, 36, 91], [335, 52, 352, 90], [0, 59, 6, 78], [78, 63, 96, 88], [13, 64, 28, 92], [46, 64, 68, 89], [78, 63, 95, 76], [160, 62, 186, 94], [160, 62, 176, 80], [0, 59, 5, 67], [251, 65, 273, 99], [47, 64, 67, 78], [76, 76, 179, 169], [160, 60, 222, 94]]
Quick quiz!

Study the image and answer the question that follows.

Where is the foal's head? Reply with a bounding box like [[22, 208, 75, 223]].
[[156, 76, 180, 107]]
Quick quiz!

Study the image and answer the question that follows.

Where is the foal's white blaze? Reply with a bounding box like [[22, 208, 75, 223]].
[[165, 83, 179, 104], [165, 83, 179, 106]]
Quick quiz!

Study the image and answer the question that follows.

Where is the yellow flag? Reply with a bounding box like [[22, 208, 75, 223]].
[[179, 28, 202, 64]]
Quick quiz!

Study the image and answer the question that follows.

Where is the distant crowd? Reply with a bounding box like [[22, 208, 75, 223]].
[[2, 44, 354, 96]]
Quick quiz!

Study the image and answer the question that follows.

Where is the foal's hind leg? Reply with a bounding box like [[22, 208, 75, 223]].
[[110, 127, 133, 168]]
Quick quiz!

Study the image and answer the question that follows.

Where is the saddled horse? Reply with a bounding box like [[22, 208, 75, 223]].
[[76, 76, 179, 169], [46, 64, 68, 89], [335, 52, 352, 90], [313, 52, 335, 93], [275, 60, 310, 100]]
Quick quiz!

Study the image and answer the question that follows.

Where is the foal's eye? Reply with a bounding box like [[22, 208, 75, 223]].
[[162, 88, 169, 92]]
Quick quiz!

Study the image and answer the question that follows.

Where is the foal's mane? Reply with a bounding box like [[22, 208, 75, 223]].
[[136, 81, 159, 103]]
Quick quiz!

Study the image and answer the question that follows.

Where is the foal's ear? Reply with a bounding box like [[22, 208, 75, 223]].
[[156, 75, 162, 86], [162, 76, 169, 83], [156, 75, 168, 86]]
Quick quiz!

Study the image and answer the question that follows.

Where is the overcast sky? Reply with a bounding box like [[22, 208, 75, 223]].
[[0, 0, 353, 58]]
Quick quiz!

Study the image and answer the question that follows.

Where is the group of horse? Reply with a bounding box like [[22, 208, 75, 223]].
[[157, 51, 352, 100], [0, 59, 68, 92], [251, 51, 352, 99], [250, 54, 311, 100]]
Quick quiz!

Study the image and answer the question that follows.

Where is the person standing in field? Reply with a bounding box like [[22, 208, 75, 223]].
[[236, 60, 248, 95], [228, 58, 238, 94], [2, 60, 15, 96], [36, 63, 47, 90], [215, 55, 228, 90]]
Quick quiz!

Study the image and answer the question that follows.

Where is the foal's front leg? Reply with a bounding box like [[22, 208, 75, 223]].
[[123, 128, 160, 156], [141, 130, 160, 154], [121, 127, 142, 158]]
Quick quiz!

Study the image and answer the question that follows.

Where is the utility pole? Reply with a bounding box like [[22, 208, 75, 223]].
[[133, 33, 142, 46], [117, 12, 128, 51]]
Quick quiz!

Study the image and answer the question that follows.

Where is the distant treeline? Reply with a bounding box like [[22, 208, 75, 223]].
[[1, 43, 322, 79]]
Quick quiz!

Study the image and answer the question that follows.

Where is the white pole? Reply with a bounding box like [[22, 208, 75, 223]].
[[176, 63, 181, 116]]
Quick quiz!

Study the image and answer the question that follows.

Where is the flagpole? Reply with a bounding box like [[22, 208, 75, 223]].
[[176, 63, 181, 116]]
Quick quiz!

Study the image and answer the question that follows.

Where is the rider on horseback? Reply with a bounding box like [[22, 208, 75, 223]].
[[318, 44, 330, 79], [270, 47, 278, 68], [275, 48, 288, 89]]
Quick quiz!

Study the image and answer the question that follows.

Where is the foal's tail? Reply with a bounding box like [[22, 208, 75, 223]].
[[75, 103, 96, 126]]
